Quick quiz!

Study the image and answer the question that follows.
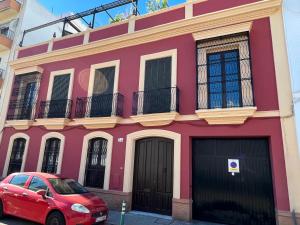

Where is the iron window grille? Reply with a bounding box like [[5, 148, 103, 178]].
[[75, 93, 124, 118], [132, 87, 179, 115], [84, 138, 108, 188], [36, 99, 72, 119], [7, 138, 26, 175], [41, 138, 61, 174], [0, 68, 4, 79], [196, 32, 255, 110], [7, 73, 41, 120], [0, 27, 14, 40]]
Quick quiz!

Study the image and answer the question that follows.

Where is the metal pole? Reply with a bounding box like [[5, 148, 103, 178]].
[[119, 200, 126, 225], [91, 10, 96, 28], [19, 31, 26, 47], [62, 19, 67, 37], [292, 210, 298, 225]]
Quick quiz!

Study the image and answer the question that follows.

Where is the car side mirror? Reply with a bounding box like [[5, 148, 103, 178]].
[[37, 189, 47, 198]]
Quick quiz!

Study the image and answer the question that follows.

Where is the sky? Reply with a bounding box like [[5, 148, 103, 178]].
[[37, 0, 185, 27]]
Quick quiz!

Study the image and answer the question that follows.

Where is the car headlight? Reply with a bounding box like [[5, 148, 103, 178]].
[[71, 203, 90, 214]]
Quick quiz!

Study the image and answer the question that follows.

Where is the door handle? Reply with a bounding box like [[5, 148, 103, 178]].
[[3, 186, 8, 191], [22, 192, 28, 197]]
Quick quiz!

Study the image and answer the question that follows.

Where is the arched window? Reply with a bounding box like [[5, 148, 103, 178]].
[[84, 138, 108, 188], [7, 138, 27, 175], [41, 138, 61, 174]]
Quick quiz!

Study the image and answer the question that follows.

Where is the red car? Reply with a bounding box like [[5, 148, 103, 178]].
[[0, 172, 108, 225]]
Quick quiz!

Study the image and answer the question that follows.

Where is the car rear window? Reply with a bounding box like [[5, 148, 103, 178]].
[[9, 175, 30, 187]]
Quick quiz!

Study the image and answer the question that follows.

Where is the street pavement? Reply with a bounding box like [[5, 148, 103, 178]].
[[0, 210, 224, 225]]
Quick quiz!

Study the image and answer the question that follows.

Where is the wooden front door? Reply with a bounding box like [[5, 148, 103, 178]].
[[132, 137, 174, 215]]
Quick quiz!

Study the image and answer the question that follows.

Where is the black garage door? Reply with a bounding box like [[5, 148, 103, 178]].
[[132, 137, 173, 215], [192, 138, 276, 225]]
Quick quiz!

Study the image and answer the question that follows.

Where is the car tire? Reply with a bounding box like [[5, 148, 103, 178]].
[[0, 200, 4, 219], [46, 211, 65, 225]]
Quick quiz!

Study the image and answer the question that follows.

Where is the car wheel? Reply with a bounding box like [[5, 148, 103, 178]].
[[46, 211, 65, 225], [0, 200, 4, 219]]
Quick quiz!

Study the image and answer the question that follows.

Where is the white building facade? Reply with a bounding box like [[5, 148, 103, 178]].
[[283, 0, 300, 153]]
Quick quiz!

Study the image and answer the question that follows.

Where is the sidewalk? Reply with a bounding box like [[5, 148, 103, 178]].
[[0, 210, 225, 225], [107, 211, 224, 225]]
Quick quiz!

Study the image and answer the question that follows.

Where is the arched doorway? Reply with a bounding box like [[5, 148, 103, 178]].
[[84, 137, 108, 188], [132, 137, 174, 215], [41, 138, 61, 174], [7, 138, 27, 175]]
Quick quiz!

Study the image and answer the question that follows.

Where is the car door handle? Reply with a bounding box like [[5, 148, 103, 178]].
[[22, 192, 28, 197], [3, 186, 8, 191]]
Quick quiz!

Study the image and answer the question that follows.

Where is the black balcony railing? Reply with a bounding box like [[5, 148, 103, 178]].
[[132, 87, 179, 115], [196, 32, 255, 110], [75, 93, 124, 118], [197, 78, 254, 110], [0, 29, 14, 40], [37, 99, 72, 119], [0, 68, 4, 79], [7, 101, 36, 120]]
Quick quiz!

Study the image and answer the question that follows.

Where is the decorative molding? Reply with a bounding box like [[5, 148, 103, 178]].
[[2, 133, 30, 177], [130, 112, 179, 126], [46, 68, 75, 101], [185, 2, 193, 19], [88, 60, 120, 97], [37, 132, 65, 174], [253, 110, 280, 117], [193, 22, 253, 40], [78, 131, 113, 190], [10, 0, 281, 70], [35, 118, 70, 130], [72, 117, 121, 129], [48, 39, 54, 52], [195, 107, 257, 125], [138, 49, 177, 114], [5, 110, 281, 129], [83, 29, 91, 44], [14, 66, 44, 75], [139, 49, 177, 91], [5, 120, 33, 130], [270, 9, 300, 212], [128, 16, 136, 33]]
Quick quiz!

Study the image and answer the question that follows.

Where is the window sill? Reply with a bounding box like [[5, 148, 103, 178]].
[[130, 112, 179, 127], [195, 106, 257, 125], [71, 116, 121, 129], [5, 120, 33, 130], [35, 118, 70, 130]]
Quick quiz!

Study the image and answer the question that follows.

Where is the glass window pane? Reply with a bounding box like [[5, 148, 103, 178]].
[[9, 175, 29, 187], [207, 50, 241, 108], [28, 176, 48, 192]]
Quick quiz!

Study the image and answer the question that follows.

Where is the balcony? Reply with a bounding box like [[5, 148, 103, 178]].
[[0, 68, 4, 88], [131, 87, 179, 126], [35, 99, 72, 130], [74, 93, 124, 129], [6, 100, 35, 129], [0, 29, 14, 51], [0, 0, 21, 21], [196, 78, 257, 125]]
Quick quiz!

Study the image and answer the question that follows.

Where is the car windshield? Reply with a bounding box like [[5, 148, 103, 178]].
[[48, 178, 89, 195]]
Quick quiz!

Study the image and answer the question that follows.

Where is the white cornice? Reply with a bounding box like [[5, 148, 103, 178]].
[[10, 0, 281, 70]]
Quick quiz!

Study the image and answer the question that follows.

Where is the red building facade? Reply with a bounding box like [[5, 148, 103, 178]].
[[1, 0, 298, 224]]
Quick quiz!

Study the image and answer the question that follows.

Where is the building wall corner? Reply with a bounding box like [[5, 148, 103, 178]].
[[269, 8, 300, 213], [172, 198, 192, 221]]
